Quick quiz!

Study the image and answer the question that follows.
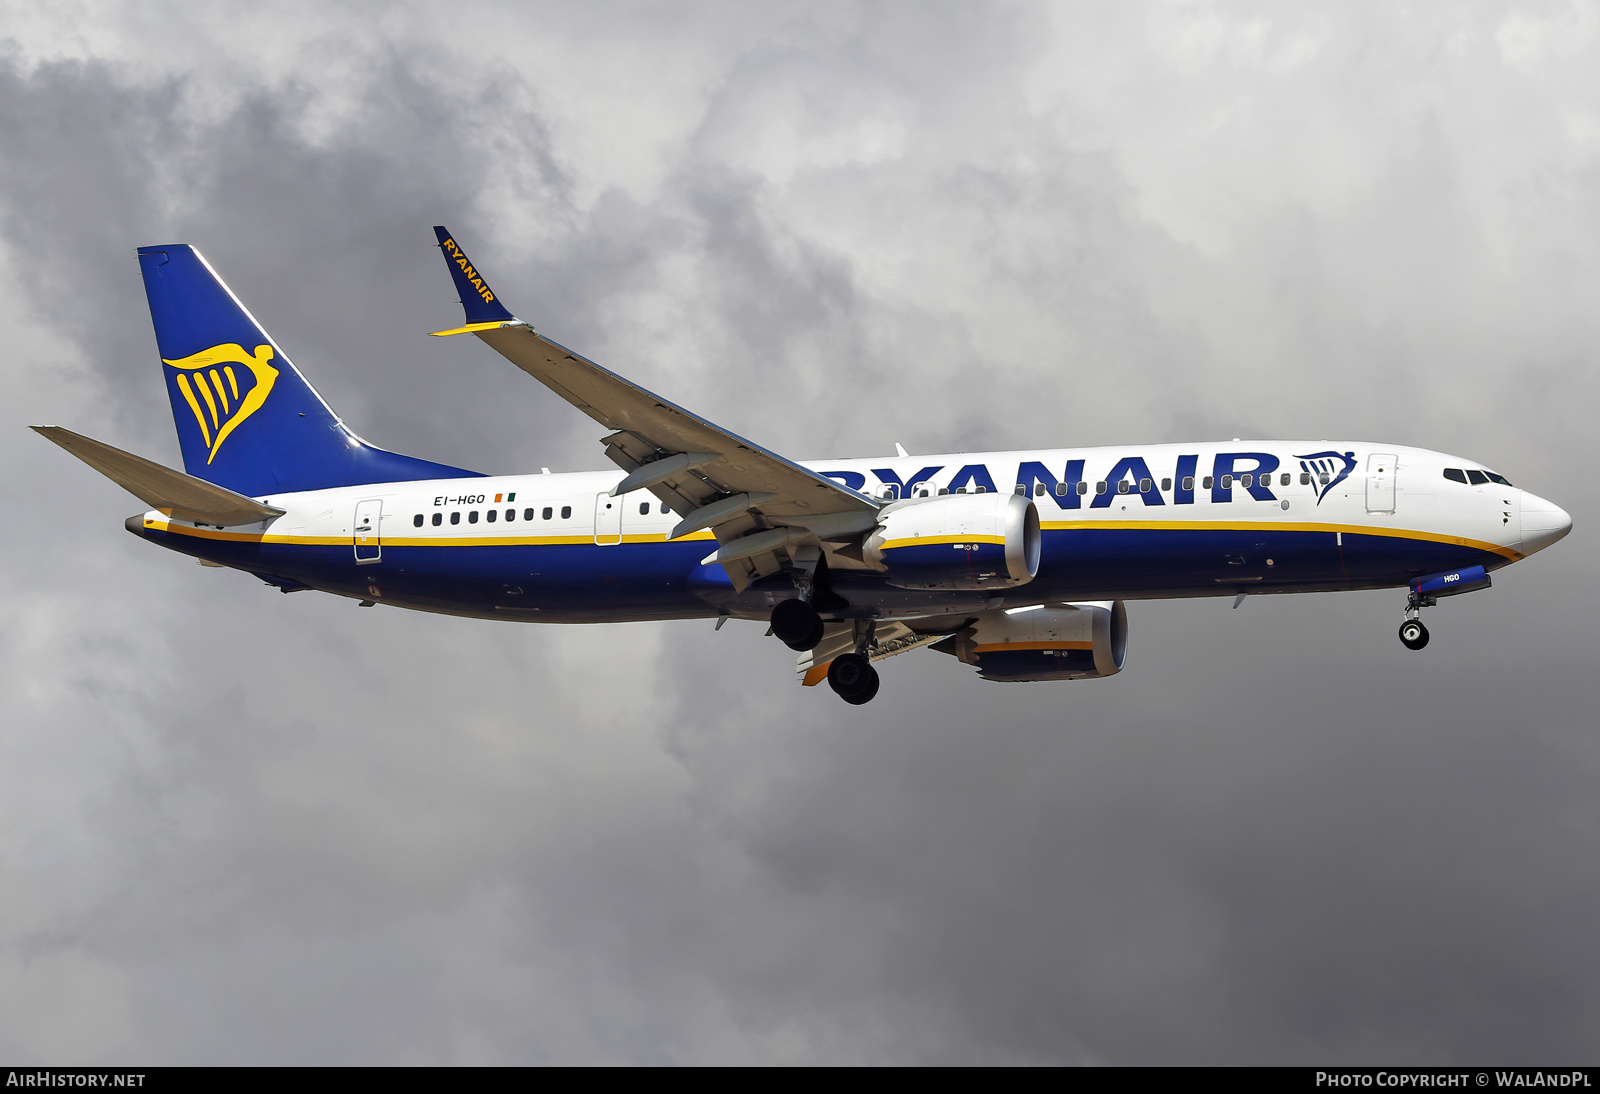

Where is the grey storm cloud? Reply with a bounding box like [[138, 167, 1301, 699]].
[[0, 0, 1597, 1064]]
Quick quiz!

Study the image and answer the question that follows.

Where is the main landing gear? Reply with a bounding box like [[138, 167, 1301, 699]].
[[771, 598, 824, 651], [770, 552, 879, 704], [828, 652, 879, 705], [1398, 588, 1431, 651], [770, 598, 881, 704]]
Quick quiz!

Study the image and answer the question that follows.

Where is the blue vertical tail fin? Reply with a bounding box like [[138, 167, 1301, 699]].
[[138, 244, 480, 496]]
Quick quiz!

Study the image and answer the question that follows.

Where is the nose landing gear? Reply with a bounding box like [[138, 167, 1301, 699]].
[[1398, 587, 1431, 650], [1398, 617, 1429, 650]]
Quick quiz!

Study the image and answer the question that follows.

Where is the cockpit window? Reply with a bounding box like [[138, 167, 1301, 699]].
[[1466, 469, 1489, 485], [1444, 469, 1468, 484], [1484, 471, 1513, 486]]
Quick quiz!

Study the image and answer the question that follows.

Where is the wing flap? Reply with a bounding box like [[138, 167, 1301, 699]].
[[795, 621, 956, 685]]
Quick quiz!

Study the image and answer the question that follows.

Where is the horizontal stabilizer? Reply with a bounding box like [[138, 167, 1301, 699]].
[[32, 426, 284, 526]]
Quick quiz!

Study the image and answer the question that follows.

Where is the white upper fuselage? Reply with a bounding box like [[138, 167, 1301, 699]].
[[184, 440, 1559, 564]]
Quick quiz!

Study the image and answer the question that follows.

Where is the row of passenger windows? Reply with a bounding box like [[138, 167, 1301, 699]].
[[1444, 468, 1512, 486], [415, 506, 569, 527], [889, 471, 1327, 500], [410, 501, 673, 528]]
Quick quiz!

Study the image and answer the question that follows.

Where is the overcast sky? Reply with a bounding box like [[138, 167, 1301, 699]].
[[1, 0, 1597, 1064]]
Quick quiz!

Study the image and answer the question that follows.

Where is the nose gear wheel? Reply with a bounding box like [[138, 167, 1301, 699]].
[[1399, 618, 1429, 650]]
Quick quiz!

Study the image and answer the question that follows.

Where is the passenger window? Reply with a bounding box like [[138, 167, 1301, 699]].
[[1014, 484, 1026, 495], [1485, 472, 1513, 486], [1077, 481, 1089, 495], [660, 503, 670, 513], [1319, 472, 1330, 484], [1240, 474, 1252, 488], [1117, 480, 1130, 494], [1221, 474, 1233, 488], [1055, 482, 1068, 496], [486, 509, 497, 522], [542, 507, 553, 520], [1280, 473, 1291, 486], [639, 502, 650, 515], [1300, 472, 1311, 485], [450, 512, 461, 525], [561, 506, 572, 519], [1182, 476, 1194, 491], [1139, 478, 1152, 493], [432, 513, 442, 526], [974, 485, 986, 494], [1203, 476, 1214, 489], [524, 508, 535, 521], [413, 514, 423, 527], [1095, 482, 1108, 495], [1467, 470, 1489, 485], [1034, 483, 1045, 497], [506, 509, 515, 521], [469, 511, 479, 524], [938, 487, 949, 495], [1161, 478, 1171, 491]]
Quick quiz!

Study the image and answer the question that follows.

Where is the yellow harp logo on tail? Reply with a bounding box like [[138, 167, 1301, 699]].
[[163, 344, 280, 464]]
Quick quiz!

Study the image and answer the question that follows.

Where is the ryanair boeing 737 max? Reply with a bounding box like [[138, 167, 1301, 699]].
[[34, 228, 1573, 704]]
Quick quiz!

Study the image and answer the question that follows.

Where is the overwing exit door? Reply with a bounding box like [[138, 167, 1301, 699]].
[[1366, 453, 1396, 513], [354, 499, 382, 563], [594, 492, 622, 545]]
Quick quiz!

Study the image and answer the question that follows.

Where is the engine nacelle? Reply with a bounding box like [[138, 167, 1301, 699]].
[[861, 492, 1040, 591], [936, 601, 1128, 681]]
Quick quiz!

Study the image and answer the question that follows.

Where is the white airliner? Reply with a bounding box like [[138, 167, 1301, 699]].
[[35, 227, 1573, 704]]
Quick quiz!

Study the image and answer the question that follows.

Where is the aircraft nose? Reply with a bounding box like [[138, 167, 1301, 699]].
[[1520, 491, 1573, 556]]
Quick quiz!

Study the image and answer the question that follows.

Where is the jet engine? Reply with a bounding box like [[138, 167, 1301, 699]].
[[859, 492, 1040, 591], [933, 601, 1128, 681]]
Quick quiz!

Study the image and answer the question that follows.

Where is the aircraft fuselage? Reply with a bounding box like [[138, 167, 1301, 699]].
[[132, 440, 1559, 624]]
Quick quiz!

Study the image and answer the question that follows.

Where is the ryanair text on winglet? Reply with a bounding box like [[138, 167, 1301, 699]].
[[439, 237, 497, 305]]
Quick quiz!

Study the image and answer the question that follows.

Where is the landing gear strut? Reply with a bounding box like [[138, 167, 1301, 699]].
[[1398, 588, 1431, 651]]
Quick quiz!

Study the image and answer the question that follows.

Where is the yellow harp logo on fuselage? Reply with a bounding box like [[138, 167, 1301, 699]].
[[163, 343, 280, 464]]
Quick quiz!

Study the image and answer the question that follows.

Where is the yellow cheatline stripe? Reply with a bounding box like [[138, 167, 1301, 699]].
[[973, 641, 1093, 653], [174, 374, 211, 446], [429, 321, 511, 337], [1036, 519, 1522, 560], [146, 520, 712, 549], [881, 534, 1006, 550]]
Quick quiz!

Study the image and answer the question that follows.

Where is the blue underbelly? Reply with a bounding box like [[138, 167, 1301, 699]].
[[149, 524, 1507, 617]]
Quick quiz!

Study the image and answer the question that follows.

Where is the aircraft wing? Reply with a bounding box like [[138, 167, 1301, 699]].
[[33, 426, 285, 526], [429, 226, 880, 588]]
